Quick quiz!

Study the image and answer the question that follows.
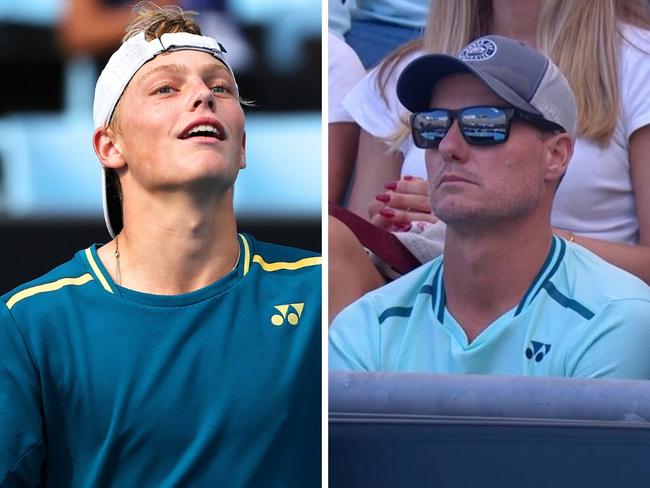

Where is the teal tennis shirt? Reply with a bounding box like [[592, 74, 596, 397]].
[[1, 234, 321, 487], [330, 237, 650, 378]]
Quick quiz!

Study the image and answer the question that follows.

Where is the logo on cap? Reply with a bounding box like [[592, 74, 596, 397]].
[[458, 39, 497, 61]]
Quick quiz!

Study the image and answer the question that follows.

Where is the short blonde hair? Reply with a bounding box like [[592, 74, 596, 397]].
[[123, 1, 202, 43]]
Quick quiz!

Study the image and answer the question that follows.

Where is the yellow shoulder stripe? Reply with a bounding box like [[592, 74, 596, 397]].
[[7, 274, 94, 310], [251, 255, 322, 272], [84, 248, 114, 293]]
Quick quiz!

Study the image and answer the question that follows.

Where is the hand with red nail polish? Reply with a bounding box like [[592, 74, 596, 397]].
[[384, 182, 397, 191], [375, 193, 390, 203], [369, 176, 438, 230]]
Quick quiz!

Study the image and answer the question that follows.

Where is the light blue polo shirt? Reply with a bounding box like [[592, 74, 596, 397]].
[[330, 236, 650, 378]]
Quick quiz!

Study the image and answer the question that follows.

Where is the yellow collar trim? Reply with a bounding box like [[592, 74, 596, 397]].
[[85, 247, 114, 293]]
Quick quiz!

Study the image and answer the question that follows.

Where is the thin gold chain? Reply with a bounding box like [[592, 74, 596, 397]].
[[113, 235, 240, 287], [114, 235, 121, 285]]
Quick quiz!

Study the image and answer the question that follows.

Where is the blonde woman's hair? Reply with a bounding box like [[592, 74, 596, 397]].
[[539, 0, 650, 143], [380, 0, 650, 147]]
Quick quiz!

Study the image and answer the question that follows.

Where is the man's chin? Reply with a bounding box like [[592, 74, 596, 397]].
[[433, 203, 485, 230]]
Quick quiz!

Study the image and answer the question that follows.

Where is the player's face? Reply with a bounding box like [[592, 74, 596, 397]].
[[424, 73, 548, 230], [112, 50, 246, 197]]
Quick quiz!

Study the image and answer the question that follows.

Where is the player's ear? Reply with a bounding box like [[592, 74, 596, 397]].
[[239, 131, 247, 169], [93, 126, 126, 169], [544, 132, 572, 182]]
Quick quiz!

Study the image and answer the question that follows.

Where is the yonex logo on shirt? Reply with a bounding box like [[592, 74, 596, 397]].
[[525, 341, 552, 363], [271, 303, 304, 326]]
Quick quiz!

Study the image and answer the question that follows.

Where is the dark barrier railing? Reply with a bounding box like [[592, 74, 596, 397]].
[[330, 371, 650, 487]]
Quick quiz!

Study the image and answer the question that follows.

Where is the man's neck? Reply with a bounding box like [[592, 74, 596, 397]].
[[442, 219, 553, 343], [97, 190, 240, 295]]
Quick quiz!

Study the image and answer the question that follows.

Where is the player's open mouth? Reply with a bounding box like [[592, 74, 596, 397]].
[[180, 122, 225, 140]]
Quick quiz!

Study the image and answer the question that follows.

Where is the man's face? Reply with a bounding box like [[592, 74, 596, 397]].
[[424, 73, 549, 230], [111, 50, 246, 197]]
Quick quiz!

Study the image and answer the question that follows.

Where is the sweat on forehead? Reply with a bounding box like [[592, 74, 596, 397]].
[[93, 31, 234, 129]]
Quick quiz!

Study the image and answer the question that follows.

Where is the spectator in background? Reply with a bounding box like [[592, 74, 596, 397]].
[[58, 0, 252, 69], [58, 0, 177, 57], [329, 0, 429, 69], [328, 31, 366, 203], [1, 3, 320, 485], [330, 35, 650, 378], [330, 0, 650, 319], [329, 0, 353, 38]]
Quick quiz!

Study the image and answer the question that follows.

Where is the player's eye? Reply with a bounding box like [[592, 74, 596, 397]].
[[154, 84, 175, 94]]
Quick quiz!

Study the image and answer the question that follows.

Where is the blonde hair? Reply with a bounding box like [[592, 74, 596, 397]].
[[123, 2, 201, 42], [538, 0, 650, 143], [380, 0, 650, 147]]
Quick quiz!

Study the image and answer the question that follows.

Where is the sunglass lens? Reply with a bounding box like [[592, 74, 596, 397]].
[[461, 107, 508, 144], [412, 110, 450, 148]]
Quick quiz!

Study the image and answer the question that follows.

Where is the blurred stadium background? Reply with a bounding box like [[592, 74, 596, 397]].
[[0, 0, 321, 294]]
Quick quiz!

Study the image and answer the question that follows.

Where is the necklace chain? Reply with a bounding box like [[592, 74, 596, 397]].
[[113, 235, 241, 286], [114, 234, 121, 285]]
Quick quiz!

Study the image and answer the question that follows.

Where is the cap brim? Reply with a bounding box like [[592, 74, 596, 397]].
[[102, 168, 122, 238], [396, 54, 542, 117]]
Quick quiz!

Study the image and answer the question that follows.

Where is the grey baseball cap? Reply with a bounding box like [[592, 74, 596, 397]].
[[396, 35, 577, 140]]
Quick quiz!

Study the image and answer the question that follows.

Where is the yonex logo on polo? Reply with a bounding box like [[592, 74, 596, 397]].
[[526, 341, 552, 362], [271, 303, 304, 326]]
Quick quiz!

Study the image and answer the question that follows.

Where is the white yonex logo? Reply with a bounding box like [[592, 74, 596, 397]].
[[458, 39, 497, 61]]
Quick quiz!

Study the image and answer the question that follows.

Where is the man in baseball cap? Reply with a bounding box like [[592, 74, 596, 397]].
[[330, 35, 650, 378], [396, 35, 577, 139], [0, 3, 321, 485]]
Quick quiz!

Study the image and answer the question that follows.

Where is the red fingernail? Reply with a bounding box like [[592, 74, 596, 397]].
[[379, 208, 395, 218], [403, 175, 414, 181], [384, 182, 397, 190], [375, 193, 390, 203]]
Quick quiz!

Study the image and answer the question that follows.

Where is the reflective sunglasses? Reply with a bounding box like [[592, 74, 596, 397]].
[[410, 106, 565, 149]]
